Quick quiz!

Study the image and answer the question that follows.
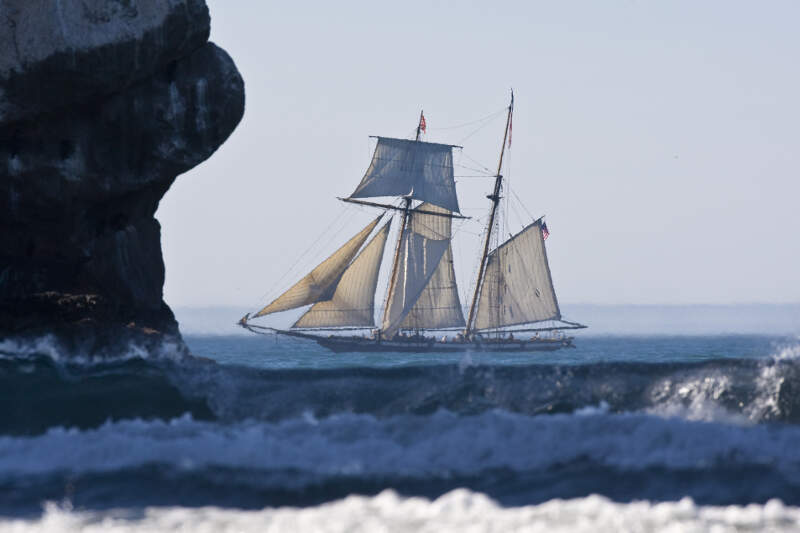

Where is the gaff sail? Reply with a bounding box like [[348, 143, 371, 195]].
[[252, 215, 382, 318], [473, 220, 561, 331], [349, 137, 460, 213], [293, 220, 391, 328]]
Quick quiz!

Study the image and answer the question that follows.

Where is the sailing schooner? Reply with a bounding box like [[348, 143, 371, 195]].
[[240, 94, 586, 352]]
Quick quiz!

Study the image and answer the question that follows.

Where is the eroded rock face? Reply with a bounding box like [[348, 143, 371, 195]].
[[0, 1, 245, 354], [0, 0, 211, 123]]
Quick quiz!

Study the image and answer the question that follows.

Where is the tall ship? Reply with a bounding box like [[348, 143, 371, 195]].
[[240, 94, 586, 352]]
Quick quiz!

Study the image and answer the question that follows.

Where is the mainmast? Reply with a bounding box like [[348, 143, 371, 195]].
[[380, 111, 424, 330], [465, 92, 514, 336]]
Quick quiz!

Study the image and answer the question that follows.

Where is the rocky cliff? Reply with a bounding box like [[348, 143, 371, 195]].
[[0, 0, 245, 354]]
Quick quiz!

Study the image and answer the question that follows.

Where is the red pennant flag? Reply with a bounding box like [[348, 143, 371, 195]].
[[419, 113, 426, 133]]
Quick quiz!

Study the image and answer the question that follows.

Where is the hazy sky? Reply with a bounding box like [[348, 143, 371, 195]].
[[158, 1, 799, 311]]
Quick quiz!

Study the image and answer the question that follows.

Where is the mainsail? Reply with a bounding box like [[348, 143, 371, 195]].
[[252, 216, 382, 318], [293, 221, 391, 328], [382, 203, 464, 337], [473, 220, 561, 330], [349, 137, 460, 213]]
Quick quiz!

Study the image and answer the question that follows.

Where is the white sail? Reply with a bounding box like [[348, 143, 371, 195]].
[[382, 203, 461, 337], [293, 221, 391, 328], [398, 204, 464, 330], [253, 216, 381, 318], [399, 244, 464, 330], [349, 137, 460, 213], [473, 220, 561, 330]]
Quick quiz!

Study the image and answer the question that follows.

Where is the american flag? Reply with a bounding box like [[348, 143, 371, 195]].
[[541, 222, 549, 240], [419, 113, 426, 133]]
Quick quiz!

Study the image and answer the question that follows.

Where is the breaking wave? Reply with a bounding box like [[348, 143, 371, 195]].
[[5, 410, 800, 477], [1, 336, 800, 514], [4, 490, 800, 533], [0, 335, 187, 364], [2, 410, 800, 513], [2, 338, 800, 435]]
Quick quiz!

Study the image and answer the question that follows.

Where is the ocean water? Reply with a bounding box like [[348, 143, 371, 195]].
[[2, 333, 800, 531]]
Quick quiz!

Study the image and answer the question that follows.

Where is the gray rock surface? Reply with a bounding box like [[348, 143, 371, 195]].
[[0, 0, 245, 354], [1, 0, 211, 123]]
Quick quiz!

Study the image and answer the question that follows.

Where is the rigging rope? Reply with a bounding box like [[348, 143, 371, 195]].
[[509, 185, 536, 222], [454, 163, 494, 176], [428, 107, 507, 131], [457, 118, 501, 146], [458, 151, 494, 175], [506, 191, 527, 231], [251, 204, 356, 310]]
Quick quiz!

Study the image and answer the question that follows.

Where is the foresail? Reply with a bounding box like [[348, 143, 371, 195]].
[[293, 221, 391, 328], [349, 137, 460, 213], [253, 216, 382, 318], [473, 220, 561, 330], [382, 203, 463, 336]]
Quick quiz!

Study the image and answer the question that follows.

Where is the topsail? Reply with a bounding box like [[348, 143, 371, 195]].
[[473, 220, 561, 330], [349, 137, 460, 213]]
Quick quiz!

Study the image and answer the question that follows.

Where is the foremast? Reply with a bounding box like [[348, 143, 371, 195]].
[[379, 111, 423, 333], [465, 92, 514, 336], [381, 196, 412, 331]]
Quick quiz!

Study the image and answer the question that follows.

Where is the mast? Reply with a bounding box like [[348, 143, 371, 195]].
[[381, 196, 411, 328], [465, 92, 514, 336], [380, 110, 424, 330], [385, 202, 466, 335]]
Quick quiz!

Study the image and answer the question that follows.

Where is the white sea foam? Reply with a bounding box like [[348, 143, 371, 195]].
[[744, 342, 800, 422], [646, 371, 749, 424], [0, 335, 63, 361], [2, 490, 799, 533], [773, 339, 800, 361], [645, 339, 800, 424], [1, 410, 799, 480], [574, 401, 610, 416], [0, 335, 186, 364]]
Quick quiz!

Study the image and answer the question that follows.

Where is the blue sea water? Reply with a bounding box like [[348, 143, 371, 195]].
[[188, 333, 787, 368], [2, 332, 800, 530]]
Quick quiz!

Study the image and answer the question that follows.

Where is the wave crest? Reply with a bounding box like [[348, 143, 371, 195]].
[[3, 340, 800, 435], [5, 491, 800, 533], [3, 412, 800, 512]]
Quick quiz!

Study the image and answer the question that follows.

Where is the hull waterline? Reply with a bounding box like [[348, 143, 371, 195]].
[[273, 329, 574, 353]]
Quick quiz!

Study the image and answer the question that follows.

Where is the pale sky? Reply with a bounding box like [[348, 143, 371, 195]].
[[158, 1, 800, 311]]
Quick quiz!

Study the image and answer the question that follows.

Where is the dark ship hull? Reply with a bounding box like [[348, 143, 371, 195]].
[[279, 329, 574, 353]]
